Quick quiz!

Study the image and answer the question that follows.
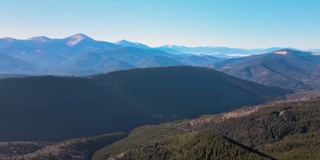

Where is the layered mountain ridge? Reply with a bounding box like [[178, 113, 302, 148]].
[[0, 34, 218, 76], [1, 33, 309, 77]]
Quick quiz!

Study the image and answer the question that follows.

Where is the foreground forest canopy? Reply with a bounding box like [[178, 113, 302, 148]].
[[2, 98, 320, 159], [93, 99, 320, 160]]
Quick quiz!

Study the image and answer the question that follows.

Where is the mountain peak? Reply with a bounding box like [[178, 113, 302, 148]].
[[115, 39, 149, 49], [114, 39, 130, 44], [1, 37, 16, 42], [70, 33, 91, 38], [66, 33, 94, 46], [272, 48, 307, 56], [273, 50, 288, 55], [28, 36, 51, 42], [162, 45, 180, 48]]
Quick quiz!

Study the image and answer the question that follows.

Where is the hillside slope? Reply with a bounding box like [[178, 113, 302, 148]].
[[212, 49, 320, 91], [94, 99, 320, 160], [0, 53, 37, 74], [168, 99, 320, 160], [93, 127, 273, 160], [92, 66, 290, 120], [0, 76, 149, 141], [0, 133, 126, 160]]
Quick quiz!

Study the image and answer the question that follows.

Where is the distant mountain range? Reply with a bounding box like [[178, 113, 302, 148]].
[[0, 66, 289, 141], [210, 49, 320, 91], [3, 33, 317, 77], [158, 45, 286, 58], [0, 34, 223, 76]]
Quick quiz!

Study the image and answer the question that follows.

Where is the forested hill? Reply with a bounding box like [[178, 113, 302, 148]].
[[0, 66, 290, 141]]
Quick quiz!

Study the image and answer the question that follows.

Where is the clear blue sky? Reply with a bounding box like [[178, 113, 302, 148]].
[[0, 0, 319, 49]]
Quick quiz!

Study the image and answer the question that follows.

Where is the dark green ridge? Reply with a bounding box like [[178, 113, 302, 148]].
[[0, 66, 290, 141]]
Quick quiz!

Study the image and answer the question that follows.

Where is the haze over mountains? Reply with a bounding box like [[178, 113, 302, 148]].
[[2, 33, 317, 77], [0, 34, 212, 76]]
